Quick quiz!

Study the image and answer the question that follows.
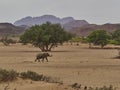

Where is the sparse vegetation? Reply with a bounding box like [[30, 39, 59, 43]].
[[20, 71, 62, 83], [0, 68, 62, 85], [0, 36, 17, 46], [71, 83, 117, 90], [71, 83, 81, 89], [0, 69, 18, 82], [20, 71, 43, 81], [88, 85, 116, 90]]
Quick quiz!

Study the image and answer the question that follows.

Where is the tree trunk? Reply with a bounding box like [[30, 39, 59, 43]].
[[39, 43, 56, 52], [39, 45, 45, 52], [48, 44, 54, 51], [45, 45, 49, 52]]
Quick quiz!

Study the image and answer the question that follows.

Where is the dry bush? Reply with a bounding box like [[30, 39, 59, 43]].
[[71, 83, 81, 89], [0, 69, 18, 82], [88, 85, 116, 90], [0, 69, 62, 84], [20, 71, 43, 81], [20, 71, 62, 84], [0, 38, 17, 46]]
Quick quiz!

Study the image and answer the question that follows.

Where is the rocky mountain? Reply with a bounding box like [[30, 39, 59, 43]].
[[0, 23, 26, 35], [60, 17, 75, 24], [14, 15, 73, 26], [70, 23, 120, 37], [14, 15, 89, 30], [63, 20, 89, 30]]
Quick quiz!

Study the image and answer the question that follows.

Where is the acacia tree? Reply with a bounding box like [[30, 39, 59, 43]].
[[20, 22, 72, 51], [111, 29, 120, 45], [87, 30, 110, 48]]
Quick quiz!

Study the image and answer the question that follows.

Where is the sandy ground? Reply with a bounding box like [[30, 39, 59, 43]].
[[0, 43, 120, 90]]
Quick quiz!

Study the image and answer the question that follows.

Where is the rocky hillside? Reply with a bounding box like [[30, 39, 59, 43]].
[[0, 23, 26, 35], [70, 23, 120, 37], [14, 15, 74, 26], [14, 15, 89, 30], [63, 20, 89, 30]]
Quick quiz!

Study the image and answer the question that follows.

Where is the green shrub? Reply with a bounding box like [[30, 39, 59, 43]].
[[109, 40, 118, 45], [81, 38, 88, 43]]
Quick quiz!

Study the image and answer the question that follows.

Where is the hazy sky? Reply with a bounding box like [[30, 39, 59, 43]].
[[0, 0, 120, 24]]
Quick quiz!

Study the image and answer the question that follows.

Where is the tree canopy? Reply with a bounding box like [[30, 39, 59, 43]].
[[111, 29, 120, 45], [20, 22, 72, 51], [87, 30, 110, 48]]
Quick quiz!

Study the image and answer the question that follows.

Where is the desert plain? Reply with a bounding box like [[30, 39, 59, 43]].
[[0, 43, 120, 90]]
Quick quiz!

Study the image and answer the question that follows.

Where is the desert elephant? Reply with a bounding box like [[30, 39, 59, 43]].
[[35, 52, 52, 62]]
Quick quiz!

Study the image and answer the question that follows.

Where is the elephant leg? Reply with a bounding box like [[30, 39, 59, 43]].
[[42, 58, 44, 62], [35, 59, 37, 62], [46, 57, 48, 62], [38, 59, 41, 62]]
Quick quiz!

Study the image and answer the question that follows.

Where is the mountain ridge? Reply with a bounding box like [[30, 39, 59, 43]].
[[14, 15, 74, 26], [14, 15, 89, 30]]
